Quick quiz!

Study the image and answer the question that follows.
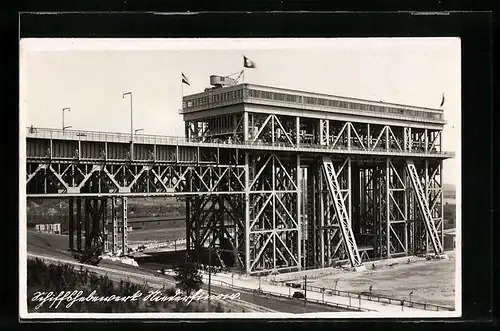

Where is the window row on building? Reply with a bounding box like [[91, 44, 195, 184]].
[[182, 87, 443, 121], [246, 89, 443, 121], [184, 89, 244, 108]]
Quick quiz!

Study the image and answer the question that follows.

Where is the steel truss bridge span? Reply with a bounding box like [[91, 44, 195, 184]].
[[25, 127, 452, 276]]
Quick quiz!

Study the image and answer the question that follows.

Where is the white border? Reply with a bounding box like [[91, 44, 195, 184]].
[[19, 37, 462, 319]]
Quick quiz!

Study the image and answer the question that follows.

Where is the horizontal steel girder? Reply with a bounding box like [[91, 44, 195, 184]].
[[26, 162, 246, 196]]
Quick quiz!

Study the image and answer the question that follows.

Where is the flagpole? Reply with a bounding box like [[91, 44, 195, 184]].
[[181, 73, 184, 109]]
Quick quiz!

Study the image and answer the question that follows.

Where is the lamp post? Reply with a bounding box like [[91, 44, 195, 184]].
[[122, 92, 133, 141], [123, 92, 133, 159], [62, 107, 71, 132], [135, 128, 144, 135]]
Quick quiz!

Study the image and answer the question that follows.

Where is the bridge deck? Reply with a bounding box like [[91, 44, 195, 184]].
[[25, 127, 454, 160]]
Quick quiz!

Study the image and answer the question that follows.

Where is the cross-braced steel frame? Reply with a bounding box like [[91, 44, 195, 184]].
[[26, 92, 451, 274]]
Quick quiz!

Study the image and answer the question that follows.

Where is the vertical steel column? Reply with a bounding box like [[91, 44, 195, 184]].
[[408, 128, 412, 152], [244, 152, 250, 274], [122, 196, 128, 256], [424, 129, 428, 153], [347, 157, 352, 226], [386, 159, 390, 258], [296, 117, 300, 145], [385, 126, 390, 151], [95, 198, 102, 250], [271, 116, 275, 144], [98, 168, 102, 192], [76, 198, 82, 251], [297, 154, 302, 270], [68, 198, 74, 250], [347, 123, 351, 150], [325, 120, 330, 145], [122, 167, 126, 187], [376, 168, 382, 258], [112, 197, 118, 254], [403, 166, 409, 255], [272, 155, 276, 270], [243, 112, 249, 141], [403, 128, 407, 152], [71, 164, 75, 189], [425, 160, 430, 254], [194, 197, 201, 262], [439, 130, 443, 152], [319, 168, 325, 267], [311, 167, 317, 267], [440, 160, 445, 249], [84, 199, 90, 249], [351, 164, 360, 234], [408, 177, 414, 255], [319, 120, 324, 146], [185, 122, 190, 140], [103, 198, 109, 253], [44, 167, 47, 193], [218, 196, 225, 263], [367, 124, 371, 149], [185, 197, 191, 256]]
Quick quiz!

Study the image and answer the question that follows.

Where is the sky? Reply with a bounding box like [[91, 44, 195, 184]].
[[19, 38, 461, 184]]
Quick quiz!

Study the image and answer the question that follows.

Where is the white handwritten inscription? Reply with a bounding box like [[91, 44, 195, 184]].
[[31, 289, 241, 310]]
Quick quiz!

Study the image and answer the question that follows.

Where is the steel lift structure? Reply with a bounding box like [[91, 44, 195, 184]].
[[25, 75, 452, 275]]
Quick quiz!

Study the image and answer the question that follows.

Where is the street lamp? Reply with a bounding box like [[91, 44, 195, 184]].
[[122, 92, 133, 142], [62, 107, 71, 132], [134, 128, 144, 135]]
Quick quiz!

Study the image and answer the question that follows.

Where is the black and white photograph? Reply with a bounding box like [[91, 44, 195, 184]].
[[19, 38, 461, 318]]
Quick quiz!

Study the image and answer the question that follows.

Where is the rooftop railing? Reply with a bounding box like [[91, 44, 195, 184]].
[[26, 127, 185, 145]]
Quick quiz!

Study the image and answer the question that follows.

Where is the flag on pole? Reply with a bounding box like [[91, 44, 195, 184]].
[[440, 93, 445, 107], [243, 56, 256, 68], [182, 72, 190, 86]]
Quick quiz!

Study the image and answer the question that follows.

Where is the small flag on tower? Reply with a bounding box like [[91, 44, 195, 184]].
[[440, 93, 445, 107], [243, 56, 256, 68], [182, 72, 190, 86]]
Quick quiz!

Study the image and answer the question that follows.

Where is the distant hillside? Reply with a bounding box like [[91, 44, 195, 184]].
[[443, 183, 456, 199], [26, 197, 186, 221]]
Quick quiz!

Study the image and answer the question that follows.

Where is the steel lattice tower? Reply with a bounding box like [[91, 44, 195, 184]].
[[25, 80, 453, 275]]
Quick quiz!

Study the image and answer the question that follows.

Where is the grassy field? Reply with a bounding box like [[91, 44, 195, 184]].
[[309, 251, 456, 307]]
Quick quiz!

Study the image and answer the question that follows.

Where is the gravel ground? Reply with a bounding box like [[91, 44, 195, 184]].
[[308, 251, 457, 307]]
